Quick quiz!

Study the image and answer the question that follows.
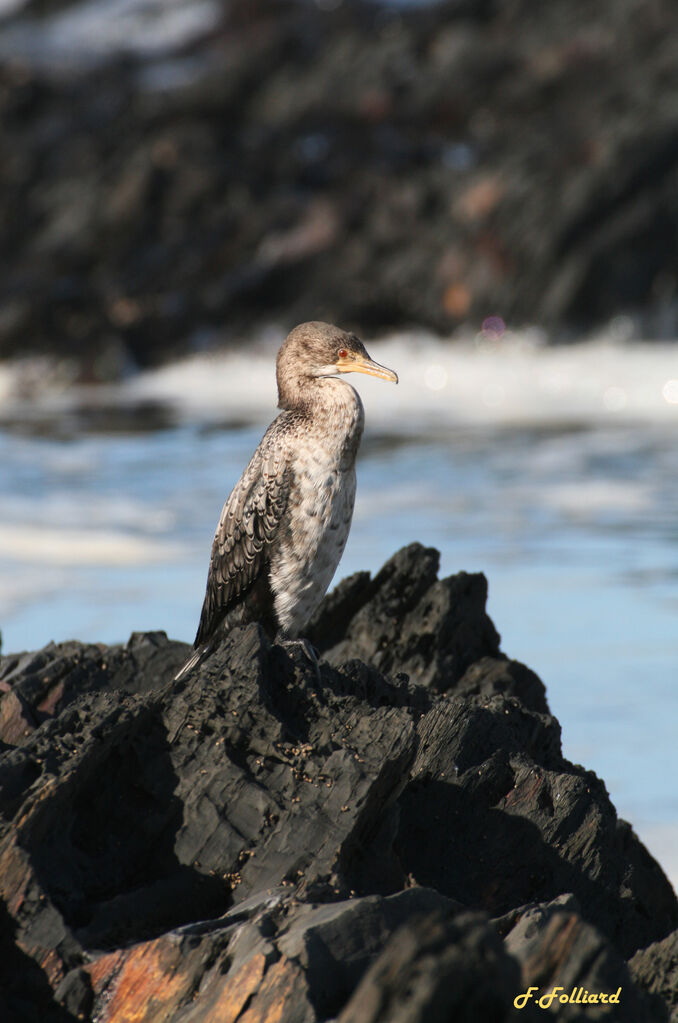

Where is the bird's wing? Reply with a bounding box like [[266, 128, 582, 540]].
[[193, 436, 289, 649]]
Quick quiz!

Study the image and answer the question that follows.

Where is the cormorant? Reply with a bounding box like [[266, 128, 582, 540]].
[[175, 321, 398, 680]]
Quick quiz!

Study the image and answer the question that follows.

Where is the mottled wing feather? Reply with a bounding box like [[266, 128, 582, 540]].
[[194, 440, 289, 648]]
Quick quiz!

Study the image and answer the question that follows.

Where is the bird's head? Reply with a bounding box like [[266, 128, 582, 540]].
[[277, 322, 398, 408]]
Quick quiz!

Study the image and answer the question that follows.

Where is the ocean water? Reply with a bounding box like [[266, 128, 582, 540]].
[[1, 329, 677, 888]]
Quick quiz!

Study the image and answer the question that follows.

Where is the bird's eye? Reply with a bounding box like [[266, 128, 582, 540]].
[[338, 348, 348, 359]]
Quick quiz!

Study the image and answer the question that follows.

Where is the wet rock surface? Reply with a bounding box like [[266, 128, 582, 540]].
[[2, 0, 678, 374], [0, 543, 675, 1021]]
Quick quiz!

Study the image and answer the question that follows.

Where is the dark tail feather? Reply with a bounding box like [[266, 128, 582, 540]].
[[174, 640, 214, 682]]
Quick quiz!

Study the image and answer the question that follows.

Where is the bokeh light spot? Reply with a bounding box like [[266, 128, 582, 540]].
[[425, 364, 448, 391], [481, 316, 506, 341], [442, 283, 471, 318]]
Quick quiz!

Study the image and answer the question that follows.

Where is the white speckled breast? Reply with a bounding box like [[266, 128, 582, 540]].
[[270, 378, 364, 638]]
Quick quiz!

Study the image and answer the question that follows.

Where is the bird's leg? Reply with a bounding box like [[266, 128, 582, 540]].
[[280, 637, 322, 687]]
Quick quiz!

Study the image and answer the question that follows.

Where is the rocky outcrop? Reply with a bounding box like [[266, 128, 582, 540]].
[[630, 931, 678, 1022], [2, 0, 678, 374], [0, 544, 675, 1021]]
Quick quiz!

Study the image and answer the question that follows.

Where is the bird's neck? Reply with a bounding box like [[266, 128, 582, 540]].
[[278, 376, 365, 461], [278, 374, 361, 418]]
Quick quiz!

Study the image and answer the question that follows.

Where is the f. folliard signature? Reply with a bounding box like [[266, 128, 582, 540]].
[[514, 986, 622, 1010]]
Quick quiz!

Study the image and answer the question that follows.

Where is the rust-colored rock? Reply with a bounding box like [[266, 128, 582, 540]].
[[87, 937, 201, 1023]]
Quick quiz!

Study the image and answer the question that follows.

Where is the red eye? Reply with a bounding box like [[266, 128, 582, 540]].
[[338, 348, 348, 359]]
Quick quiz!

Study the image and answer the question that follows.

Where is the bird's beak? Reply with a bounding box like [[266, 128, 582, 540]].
[[337, 352, 398, 383]]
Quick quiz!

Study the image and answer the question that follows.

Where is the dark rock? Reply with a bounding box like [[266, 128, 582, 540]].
[[3, 0, 678, 374], [78, 889, 457, 1023], [0, 629, 186, 748], [276, 887, 461, 1020], [394, 695, 676, 959], [309, 543, 504, 695], [0, 545, 675, 1020], [0, 896, 76, 1023], [455, 657, 549, 715], [54, 967, 94, 1019], [337, 908, 525, 1023], [501, 895, 663, 1022], [0, 622, 420, 957], [629, 930, 678, 1022]]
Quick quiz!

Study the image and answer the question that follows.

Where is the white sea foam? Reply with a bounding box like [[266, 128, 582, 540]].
[[2, 331, 677, 432], [0, 362, 17, 404], [0, 564, 65, 616], [124, 331, 678, 430], [0, 523, 183, 565], [541, 480, 654, 517]]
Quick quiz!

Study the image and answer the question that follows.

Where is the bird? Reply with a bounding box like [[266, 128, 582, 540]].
[[174, 321, 398, 680]]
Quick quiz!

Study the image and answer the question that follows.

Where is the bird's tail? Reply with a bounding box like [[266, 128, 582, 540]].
[[173, 640, 214, 682]]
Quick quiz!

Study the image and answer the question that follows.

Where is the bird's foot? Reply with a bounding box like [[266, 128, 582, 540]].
[[280, 638, 322, 687]]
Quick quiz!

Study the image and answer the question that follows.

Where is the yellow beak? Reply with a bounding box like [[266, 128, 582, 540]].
[[337, 353, 398, 383]]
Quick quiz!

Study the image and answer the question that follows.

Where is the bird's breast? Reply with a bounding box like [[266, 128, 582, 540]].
[[269, 401, 363, 638]]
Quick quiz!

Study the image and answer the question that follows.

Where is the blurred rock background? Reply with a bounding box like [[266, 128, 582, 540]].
[[1, 0, 678, 377]]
